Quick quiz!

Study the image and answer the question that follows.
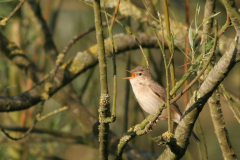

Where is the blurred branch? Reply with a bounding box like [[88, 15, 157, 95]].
[[0, 32, 40, 83], [36, 106, 68, 121], [221, 0, 240, 32], [219, 14, 231, 37], [0, 124, 85, 143], [229, 92, 240, 104], [28, 0, 58, 58], [62, 20, 110, 56], [196, 119, 208, 160], [220, 84, 240, 123], [0, 101, 44, 141], [142, 0, 157, 18], [0, 0, 27, 26]]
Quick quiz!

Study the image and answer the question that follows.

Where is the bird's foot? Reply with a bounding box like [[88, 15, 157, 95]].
[[149, 119, 158, 126], [145, 124, 153, 132], [145, 120, 156, 132], [145, 121, 152, 132]]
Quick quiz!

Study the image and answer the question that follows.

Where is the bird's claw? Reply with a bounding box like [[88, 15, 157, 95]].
[[145, 119, 158, 132], [145, 124, 153, 132]]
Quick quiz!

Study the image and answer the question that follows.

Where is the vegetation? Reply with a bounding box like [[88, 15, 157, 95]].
[[0, 0, 239, 159]]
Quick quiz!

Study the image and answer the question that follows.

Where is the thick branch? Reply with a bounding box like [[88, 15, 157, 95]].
[[222, 0, 240, 34], [203, 0, 216, 41], [208, 90, 237, 159]]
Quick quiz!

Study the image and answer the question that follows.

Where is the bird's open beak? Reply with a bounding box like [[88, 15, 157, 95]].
[[123, 70, 136, 79]]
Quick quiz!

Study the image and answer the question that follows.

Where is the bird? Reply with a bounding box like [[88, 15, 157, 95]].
[[124, 65, 199, 141]]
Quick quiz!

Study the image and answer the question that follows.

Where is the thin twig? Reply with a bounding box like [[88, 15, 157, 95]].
[[196, 118, 208, 160], [220, 84, 240, 123], [0, 101, 45, 141], [184, 0, 190, 108], [36, 106, 68, 121], [1, 124, 83, 142], [0, 0, 27, 26], [123, 52, 130, 133], [153, 29, 171, 133], [62, 21, 108, 55], [102, 0, 120, 122], [163, 0, 176, 92]]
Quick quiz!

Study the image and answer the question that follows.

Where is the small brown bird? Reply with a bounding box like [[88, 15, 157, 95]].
[[124, 65, 199, 141]]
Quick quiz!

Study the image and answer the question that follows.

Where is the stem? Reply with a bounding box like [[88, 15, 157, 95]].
[[184, 0, 190, 108], [93, 0, 110, 159], [163, 0, 176, 92], [153, 29, 171, 133], [0, 0, 27, 26], [196, 118, 208, 160], [220, 84, 240, 123]]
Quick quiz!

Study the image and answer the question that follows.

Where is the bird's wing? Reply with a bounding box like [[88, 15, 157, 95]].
[[148, 81, 167, 103], [149, 81, 182, 116]]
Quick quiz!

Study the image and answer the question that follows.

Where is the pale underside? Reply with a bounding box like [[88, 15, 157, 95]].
[[130, 78, 181, 123]]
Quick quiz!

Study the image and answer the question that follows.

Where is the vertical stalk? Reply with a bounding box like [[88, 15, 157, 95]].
[[163, 0, 176, 91], [123, 52, 130, 133], [196, 119, 208, 160], [153, 28, 171, 133], [93, 0, 110, 159], [160, 0, 174, 133], [184, 0, 190, 108]]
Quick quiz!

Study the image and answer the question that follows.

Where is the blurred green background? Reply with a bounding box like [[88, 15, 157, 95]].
[[0, 0, 240, 159]]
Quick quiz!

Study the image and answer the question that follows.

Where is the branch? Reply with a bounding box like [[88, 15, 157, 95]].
[[28, 0, 58, 57], [93, 0, 112, 159], [203, 0, 216, 42], [0, 125, 85, 144], [221, 0, 240, 34], [208, 90, 237, 159], [0, 0, 27, 26]]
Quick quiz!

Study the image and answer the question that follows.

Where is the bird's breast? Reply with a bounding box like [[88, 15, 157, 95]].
[[130, 80, 163, 115]]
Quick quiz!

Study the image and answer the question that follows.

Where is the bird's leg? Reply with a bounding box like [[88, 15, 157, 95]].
[[145, 122, 153, 132], [157, 116, 167, 121]]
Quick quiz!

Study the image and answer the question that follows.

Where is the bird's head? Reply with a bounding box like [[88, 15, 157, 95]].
[[123, 66, 152, 83]]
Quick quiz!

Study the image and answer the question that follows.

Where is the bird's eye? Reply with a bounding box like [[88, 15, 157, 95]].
[[139, 73, 142, 76]]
